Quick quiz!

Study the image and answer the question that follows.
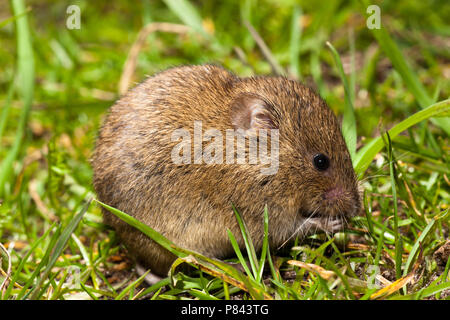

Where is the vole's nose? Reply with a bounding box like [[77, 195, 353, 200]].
[[324, 186, 344, 201], [322, 185, 360, 217]]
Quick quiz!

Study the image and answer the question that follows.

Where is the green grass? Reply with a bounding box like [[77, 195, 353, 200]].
[[0, 0, 449, 300]]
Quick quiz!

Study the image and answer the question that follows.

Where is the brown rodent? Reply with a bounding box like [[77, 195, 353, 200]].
[[92, 64, 361, 277]]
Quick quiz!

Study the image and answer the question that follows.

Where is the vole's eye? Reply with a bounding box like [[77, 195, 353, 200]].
[[313, 153, 330, 171]]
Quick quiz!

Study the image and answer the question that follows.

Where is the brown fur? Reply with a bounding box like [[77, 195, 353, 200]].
[[92, 65, 361, 276]]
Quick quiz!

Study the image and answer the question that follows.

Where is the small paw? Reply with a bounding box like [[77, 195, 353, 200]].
[[324, 217, 345, 234], [306, 217, 344, 234]]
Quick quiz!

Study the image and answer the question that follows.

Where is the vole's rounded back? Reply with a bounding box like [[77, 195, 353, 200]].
[[92, 65, 360, 276]]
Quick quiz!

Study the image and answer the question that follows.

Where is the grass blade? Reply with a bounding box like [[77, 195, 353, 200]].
[[162, 0, 206, 36], [354, 99, 450, 176], [371, 23, 433, 108], [231, 204, 259, 280], [370, 269, 416, 299], [0, 82, 14, 145], [326, 41, 357, 160], [362, 0, 450, 135], [402, 218, 436, 280], [28, 199, 91, 299], [0, 0, 34, 196], [257, 205, 269, 282], [80, 283, 99, 300], [18, 226, 62, 299], [385, 132, 401, 280], [289, 5, 302, 79], [114, 269, 150, 300], [2, 222, 56, 299], [390, 281, 450, 300], [0, 7, 30, 28], [295, 246, 356, 299], [226, 229, 253, 278], [95, 199, 182, 257]]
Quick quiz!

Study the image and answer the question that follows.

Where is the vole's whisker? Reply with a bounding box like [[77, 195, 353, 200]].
[[359, 174, 389, 182], [342, 214, 348, 228], [352, 218, 373, 239], [277, 207, 320, 250]]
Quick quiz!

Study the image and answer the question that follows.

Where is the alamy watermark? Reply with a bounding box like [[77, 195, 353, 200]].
[[66, 5, 81, 30], [366, 5, 381, 29], [64, 266, 81, 290], [171, 121, 280, 175]]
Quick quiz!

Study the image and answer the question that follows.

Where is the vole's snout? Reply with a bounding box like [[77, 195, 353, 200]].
[[323, 186, 344, 202], [320, 184, 360, 218]]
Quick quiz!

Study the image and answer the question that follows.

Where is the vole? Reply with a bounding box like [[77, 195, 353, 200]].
[[92, 64, 361, 277]]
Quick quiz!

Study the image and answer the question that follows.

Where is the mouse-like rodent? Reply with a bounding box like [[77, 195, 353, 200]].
[[92, 64, 361, 276]]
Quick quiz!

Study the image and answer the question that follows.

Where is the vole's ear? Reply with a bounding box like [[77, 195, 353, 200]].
[[230, 94, 277, 130]]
